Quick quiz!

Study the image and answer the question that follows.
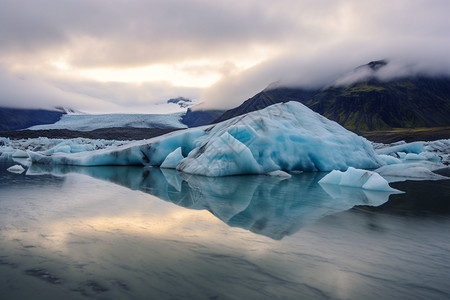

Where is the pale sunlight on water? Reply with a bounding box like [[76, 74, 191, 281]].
[[0, 158, 449, 299]]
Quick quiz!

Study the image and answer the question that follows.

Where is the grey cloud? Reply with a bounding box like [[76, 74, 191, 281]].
[[0, 0, 297, 67], [1, 0, 450, 112], [198, 0, 450, 109]]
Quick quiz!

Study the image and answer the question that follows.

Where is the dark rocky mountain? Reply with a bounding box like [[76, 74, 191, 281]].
[[211, 61, 450, 132], [181, 108, 225, 127], [0, 107, 65, 131], [212, 87, 317, 124], [167, 97, 193, 108]]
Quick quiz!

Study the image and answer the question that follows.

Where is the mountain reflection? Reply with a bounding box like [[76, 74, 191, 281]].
[[27, 164, 395, 240]]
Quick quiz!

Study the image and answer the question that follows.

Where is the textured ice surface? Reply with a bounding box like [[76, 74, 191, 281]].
[[319, 167, 401, 192], [27, 102, 384, 176], [28, 112, 187, 131]]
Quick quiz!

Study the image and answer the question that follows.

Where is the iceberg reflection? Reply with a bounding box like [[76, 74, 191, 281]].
[[27, 165, 395, 240]]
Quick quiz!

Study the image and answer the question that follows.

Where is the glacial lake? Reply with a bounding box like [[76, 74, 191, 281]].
[[1, 157, 449, 299]]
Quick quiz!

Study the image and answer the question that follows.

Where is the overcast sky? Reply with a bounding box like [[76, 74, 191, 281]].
[[1, 0, 449, 113]]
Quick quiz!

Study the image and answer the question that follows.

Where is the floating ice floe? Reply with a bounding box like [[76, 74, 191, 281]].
[[373, 139, 450, 181], [7, 164, 26, 174], [319, 167, 401, 192], [375, 162, 448, 182], [266, 170, 292, 178], [27, 102, 384, 176]]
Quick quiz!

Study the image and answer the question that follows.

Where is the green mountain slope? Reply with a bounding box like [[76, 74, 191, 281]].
[[212, 88, 317, 124], [307, 77, 450, 131], [212, 61, 450, 132]]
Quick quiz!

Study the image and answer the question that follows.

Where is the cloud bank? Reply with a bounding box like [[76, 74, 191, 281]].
[[1, 0, 449, 112]]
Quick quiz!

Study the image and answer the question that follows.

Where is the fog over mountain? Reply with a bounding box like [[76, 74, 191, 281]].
[[1, 0, 449, 112]]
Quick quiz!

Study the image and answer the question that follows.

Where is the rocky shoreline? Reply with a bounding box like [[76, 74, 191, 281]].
[[1, 126, 449, 144], [0, 127, 182, 141]]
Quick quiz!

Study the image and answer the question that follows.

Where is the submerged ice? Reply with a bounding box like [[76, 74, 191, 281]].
[[27, 102, 384, 177]]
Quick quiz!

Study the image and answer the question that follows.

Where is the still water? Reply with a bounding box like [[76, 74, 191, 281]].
[[0, 158, 449, 299]]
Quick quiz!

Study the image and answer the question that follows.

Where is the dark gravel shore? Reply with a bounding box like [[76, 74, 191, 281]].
[[0, 127, 182, 141], [1, 126, 449, 143], [361, 127, 450, 143]]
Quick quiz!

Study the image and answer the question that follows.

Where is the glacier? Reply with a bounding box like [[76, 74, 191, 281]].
[[27, 112, 187, 131], [26, 102, 385, 176]]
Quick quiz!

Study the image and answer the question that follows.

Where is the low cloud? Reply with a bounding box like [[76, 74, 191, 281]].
[[0, 66, 200, 113]]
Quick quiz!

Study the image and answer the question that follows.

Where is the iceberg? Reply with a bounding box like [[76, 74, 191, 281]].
[[319, 167, 401, 192], [28, 102, 384, 176]]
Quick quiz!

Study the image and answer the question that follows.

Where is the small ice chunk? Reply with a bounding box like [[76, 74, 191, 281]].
[[397, 152, 407, 159], [7, 164, 26, 174], [405, 153, 427, 160], [377, 154, 401, 165], [161, 147, 184, 169], [266, 170, 292, 178], [319, 167, 400, 192], [12, 149, 29, 158]]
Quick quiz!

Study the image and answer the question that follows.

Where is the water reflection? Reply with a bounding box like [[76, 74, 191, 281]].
[[27, 164, 396, 239]]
